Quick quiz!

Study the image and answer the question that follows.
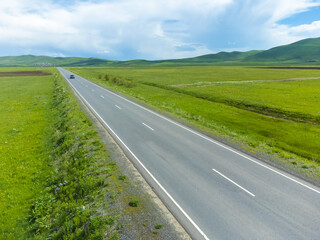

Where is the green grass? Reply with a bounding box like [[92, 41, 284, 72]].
[[26, 70, 122, 239], [0, 68, 124, 239], [0, 69, 54, 238], [183, 79, 320, 123], [69, 66, 320, 85], [68, 66, 320, 182]]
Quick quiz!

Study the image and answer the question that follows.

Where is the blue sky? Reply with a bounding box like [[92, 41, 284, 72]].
[[0, 0, 319, 60]]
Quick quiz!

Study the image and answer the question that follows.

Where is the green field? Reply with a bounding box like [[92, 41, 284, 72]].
[[68, 66, 320, 182], [184, 80, 319, 114], [0, 68, 54, 238]]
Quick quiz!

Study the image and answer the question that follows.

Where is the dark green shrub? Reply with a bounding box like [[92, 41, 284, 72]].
[[128, 200, 139, 207], [118, 175, 126, 181], [155, 224, 162, 229]]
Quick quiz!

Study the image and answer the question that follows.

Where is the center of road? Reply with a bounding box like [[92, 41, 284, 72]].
[[142, 122, 154, 131], [212, 168, 255, 197]]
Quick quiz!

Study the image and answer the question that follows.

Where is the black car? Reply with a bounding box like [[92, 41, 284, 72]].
[[70, 75, 75, 79]]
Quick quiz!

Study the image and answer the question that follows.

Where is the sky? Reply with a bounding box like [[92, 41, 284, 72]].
[[0, 0, 320, 60]]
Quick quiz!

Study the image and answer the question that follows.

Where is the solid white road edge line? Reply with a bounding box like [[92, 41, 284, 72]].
[[64, 69, 320, 195], [142, 122, 154, 131], [62, 73, 210, 240], [77, 76, 320, 195], [212, 169, 255, 197]]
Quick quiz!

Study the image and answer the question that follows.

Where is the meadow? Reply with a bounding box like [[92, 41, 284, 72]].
[[0, 68, 54, 238], [68, 66, 320, 183]]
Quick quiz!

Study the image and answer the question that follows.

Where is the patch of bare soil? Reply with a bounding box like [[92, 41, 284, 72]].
[[0, 71, 52, 77]]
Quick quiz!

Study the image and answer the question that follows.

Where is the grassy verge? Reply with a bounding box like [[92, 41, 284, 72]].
[[67, 66, 320, 184], [27, 70, 122, 239]]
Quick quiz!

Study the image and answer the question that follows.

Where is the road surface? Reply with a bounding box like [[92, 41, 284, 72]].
[[58, 67, 320, 240]]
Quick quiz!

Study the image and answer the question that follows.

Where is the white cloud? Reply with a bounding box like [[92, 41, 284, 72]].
[[264, 20, 320, 47], [256, 0, 319, 22], [0, 0, 319, 59], [262, 0, 320, 39], [290, 20, 320, 35], [206, 0, 320, 51]]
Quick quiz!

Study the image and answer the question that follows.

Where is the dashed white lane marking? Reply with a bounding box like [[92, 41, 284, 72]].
[[100, 95, 104, 98], [115, 105, 122, 110], [142, 122, 154, 131], [91, 89, 95, 92], [212, 169, 255, 197], [61, 73, 209, 240]]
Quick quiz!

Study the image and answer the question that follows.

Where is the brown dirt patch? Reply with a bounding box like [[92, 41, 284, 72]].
[[0, 71, 52, 77]]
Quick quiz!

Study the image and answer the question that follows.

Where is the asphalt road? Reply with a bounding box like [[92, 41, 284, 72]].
[[58, 68, 320, 240]]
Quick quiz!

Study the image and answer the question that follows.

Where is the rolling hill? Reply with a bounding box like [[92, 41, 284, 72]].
[[246, 37, 320, 63], [0, 55, 114, 67], [0, 37, 319, 67]]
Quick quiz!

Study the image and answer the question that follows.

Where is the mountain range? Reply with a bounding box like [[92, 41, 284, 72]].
[[0, 37, 319, 67]]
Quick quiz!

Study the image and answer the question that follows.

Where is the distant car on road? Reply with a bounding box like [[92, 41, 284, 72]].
[[70, 74, 75, 79]]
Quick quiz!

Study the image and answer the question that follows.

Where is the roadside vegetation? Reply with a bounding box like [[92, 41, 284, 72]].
[[1, 68, 122, 239], [68, 66, 320, 183], [26, 71, 124, 239], [0, 67, 185, 239]]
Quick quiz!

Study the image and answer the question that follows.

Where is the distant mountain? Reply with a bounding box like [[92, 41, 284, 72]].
[[1, 37, 319, 67], [0, 55, 114, 67], [127, 50, 262, 66], [245, 37, 320, 63], [185, 50, 263, 62]]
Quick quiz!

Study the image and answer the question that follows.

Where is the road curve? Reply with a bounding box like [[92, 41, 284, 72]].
[[58, 67, 320, 240]]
